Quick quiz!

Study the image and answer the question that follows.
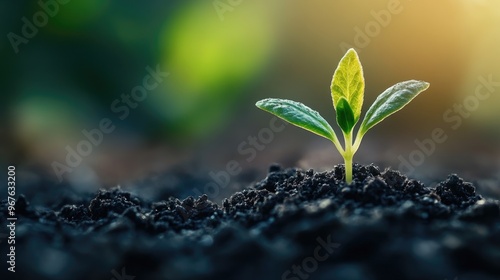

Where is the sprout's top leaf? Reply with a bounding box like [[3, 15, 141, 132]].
[[359, 80, 430, 135], [330, 48, 364, 122], [336, 97, 355, 134], [256, 98, 337, 141]]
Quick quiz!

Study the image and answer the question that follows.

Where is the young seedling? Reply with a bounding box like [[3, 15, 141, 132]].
[[256, 48, 430, 183]]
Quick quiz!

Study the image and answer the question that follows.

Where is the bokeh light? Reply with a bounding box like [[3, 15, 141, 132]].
[[155, 2, 277, 137]]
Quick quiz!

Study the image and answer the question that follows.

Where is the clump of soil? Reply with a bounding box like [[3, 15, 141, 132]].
[[1, 164, 499, 280]]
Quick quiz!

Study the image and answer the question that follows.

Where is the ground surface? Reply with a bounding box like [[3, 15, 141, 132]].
[[1, 164, 500, 280]]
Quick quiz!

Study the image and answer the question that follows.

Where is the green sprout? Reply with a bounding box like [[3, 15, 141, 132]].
[[255, 48, 430, 183]]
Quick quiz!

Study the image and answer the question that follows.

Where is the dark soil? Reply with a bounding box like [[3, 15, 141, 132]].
[[1, 164, 500, 280]]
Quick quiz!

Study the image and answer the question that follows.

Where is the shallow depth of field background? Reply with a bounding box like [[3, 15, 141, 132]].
[[1, 0, 499, 195]]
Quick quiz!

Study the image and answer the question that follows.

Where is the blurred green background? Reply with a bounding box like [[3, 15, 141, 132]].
[[1, 0, 500, 189]]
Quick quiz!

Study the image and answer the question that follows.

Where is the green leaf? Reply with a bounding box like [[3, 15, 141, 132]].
[[330, 48, 364, 122], [336, 97, 355, 134], [255, 98, 336, 141], [359, 80, 430, 135]]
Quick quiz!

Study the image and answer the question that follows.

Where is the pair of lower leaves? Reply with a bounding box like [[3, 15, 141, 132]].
[[256, 49, 430, 183]]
